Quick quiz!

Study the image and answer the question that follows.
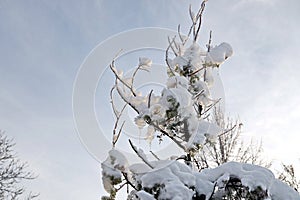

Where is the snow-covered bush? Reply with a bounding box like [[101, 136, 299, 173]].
[[101, 1, 300, 199]]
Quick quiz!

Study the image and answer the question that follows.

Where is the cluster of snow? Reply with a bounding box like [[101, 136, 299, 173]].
[[187, 120, 221, 150], [101, 150, 129, 194], [101, 149, 300, 199], [112, 41, 233, 153], [205, 42, 233, 66]]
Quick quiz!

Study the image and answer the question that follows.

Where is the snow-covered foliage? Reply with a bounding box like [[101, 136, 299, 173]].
[[102, 151, 299, 200], [110, 38, 224, 153], [128, 161, 300, 200], [101, 1, 300, 199], [102, 150, 129, 198]]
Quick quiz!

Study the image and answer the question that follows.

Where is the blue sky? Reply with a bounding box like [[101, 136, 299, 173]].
[[1, 0, 300, 199]]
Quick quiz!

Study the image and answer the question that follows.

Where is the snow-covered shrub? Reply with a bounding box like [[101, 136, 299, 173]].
[[101, 1, 300, 199]]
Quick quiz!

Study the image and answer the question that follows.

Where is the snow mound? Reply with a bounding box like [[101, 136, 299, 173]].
[[128, 161, 300, 200], [206, 42, 233, 65]]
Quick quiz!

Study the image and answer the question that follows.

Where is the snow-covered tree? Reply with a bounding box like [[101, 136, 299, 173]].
[[101, 1, 300, 199]]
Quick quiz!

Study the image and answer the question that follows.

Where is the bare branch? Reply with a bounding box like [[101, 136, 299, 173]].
[[113, 121, 125, 148], [131, 61, 151, 87], [110, 61, 137, 97], [165, 37, 177, 76], [148, 89, 153, 109], [115, 79, 140, 114], [194, 0, 207, 42], [177, 24, 185, 44], [193, 89, 205, 100], [207, 30, 213, 52], [189, 4, 197, 39], [167, 36, 178, 56]]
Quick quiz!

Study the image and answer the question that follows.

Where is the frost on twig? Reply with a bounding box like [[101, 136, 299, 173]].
[[185, 0, 208, 43], [110, 86, 127, 147]]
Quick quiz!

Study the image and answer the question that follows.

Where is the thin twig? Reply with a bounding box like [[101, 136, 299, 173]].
[[113, 121, 125, 147], [207, 30, 212, 52], [201, 98, 222, 115], [167, 36, 178, 56], [188, 66, 205, 76], [110, 86, 127, 147], [193, 89, 205, 100], [109, 49, 136, 97], [116, 181, 127, 191], [177, 24, 184, 44], [189, 4, 196, 39], [194, 0, 207, 42], [115, 79, 140, 114], [128, 139, 154, 169], [165, 37, 177, 76], [110, 86, 127, 117], [218, 124, 237, 137], [184, 5, 195, 45], [150, 151, 160, 160], [122, 172, 137, 190], [202, 113, 210, 120], [131, 63, 151, 89], [193, 157, 201, 171], [110, 61, 137, 97], [148, 89, 153, 108], [193, 104, 200, 116]]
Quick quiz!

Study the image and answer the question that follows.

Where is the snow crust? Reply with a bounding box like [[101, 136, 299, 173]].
[[134, 191, 155, 200], [269, 179, 300, 200], [206, 42, 233, 65], [127, 160, 300, 200], [101, 150, 129, 193]]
